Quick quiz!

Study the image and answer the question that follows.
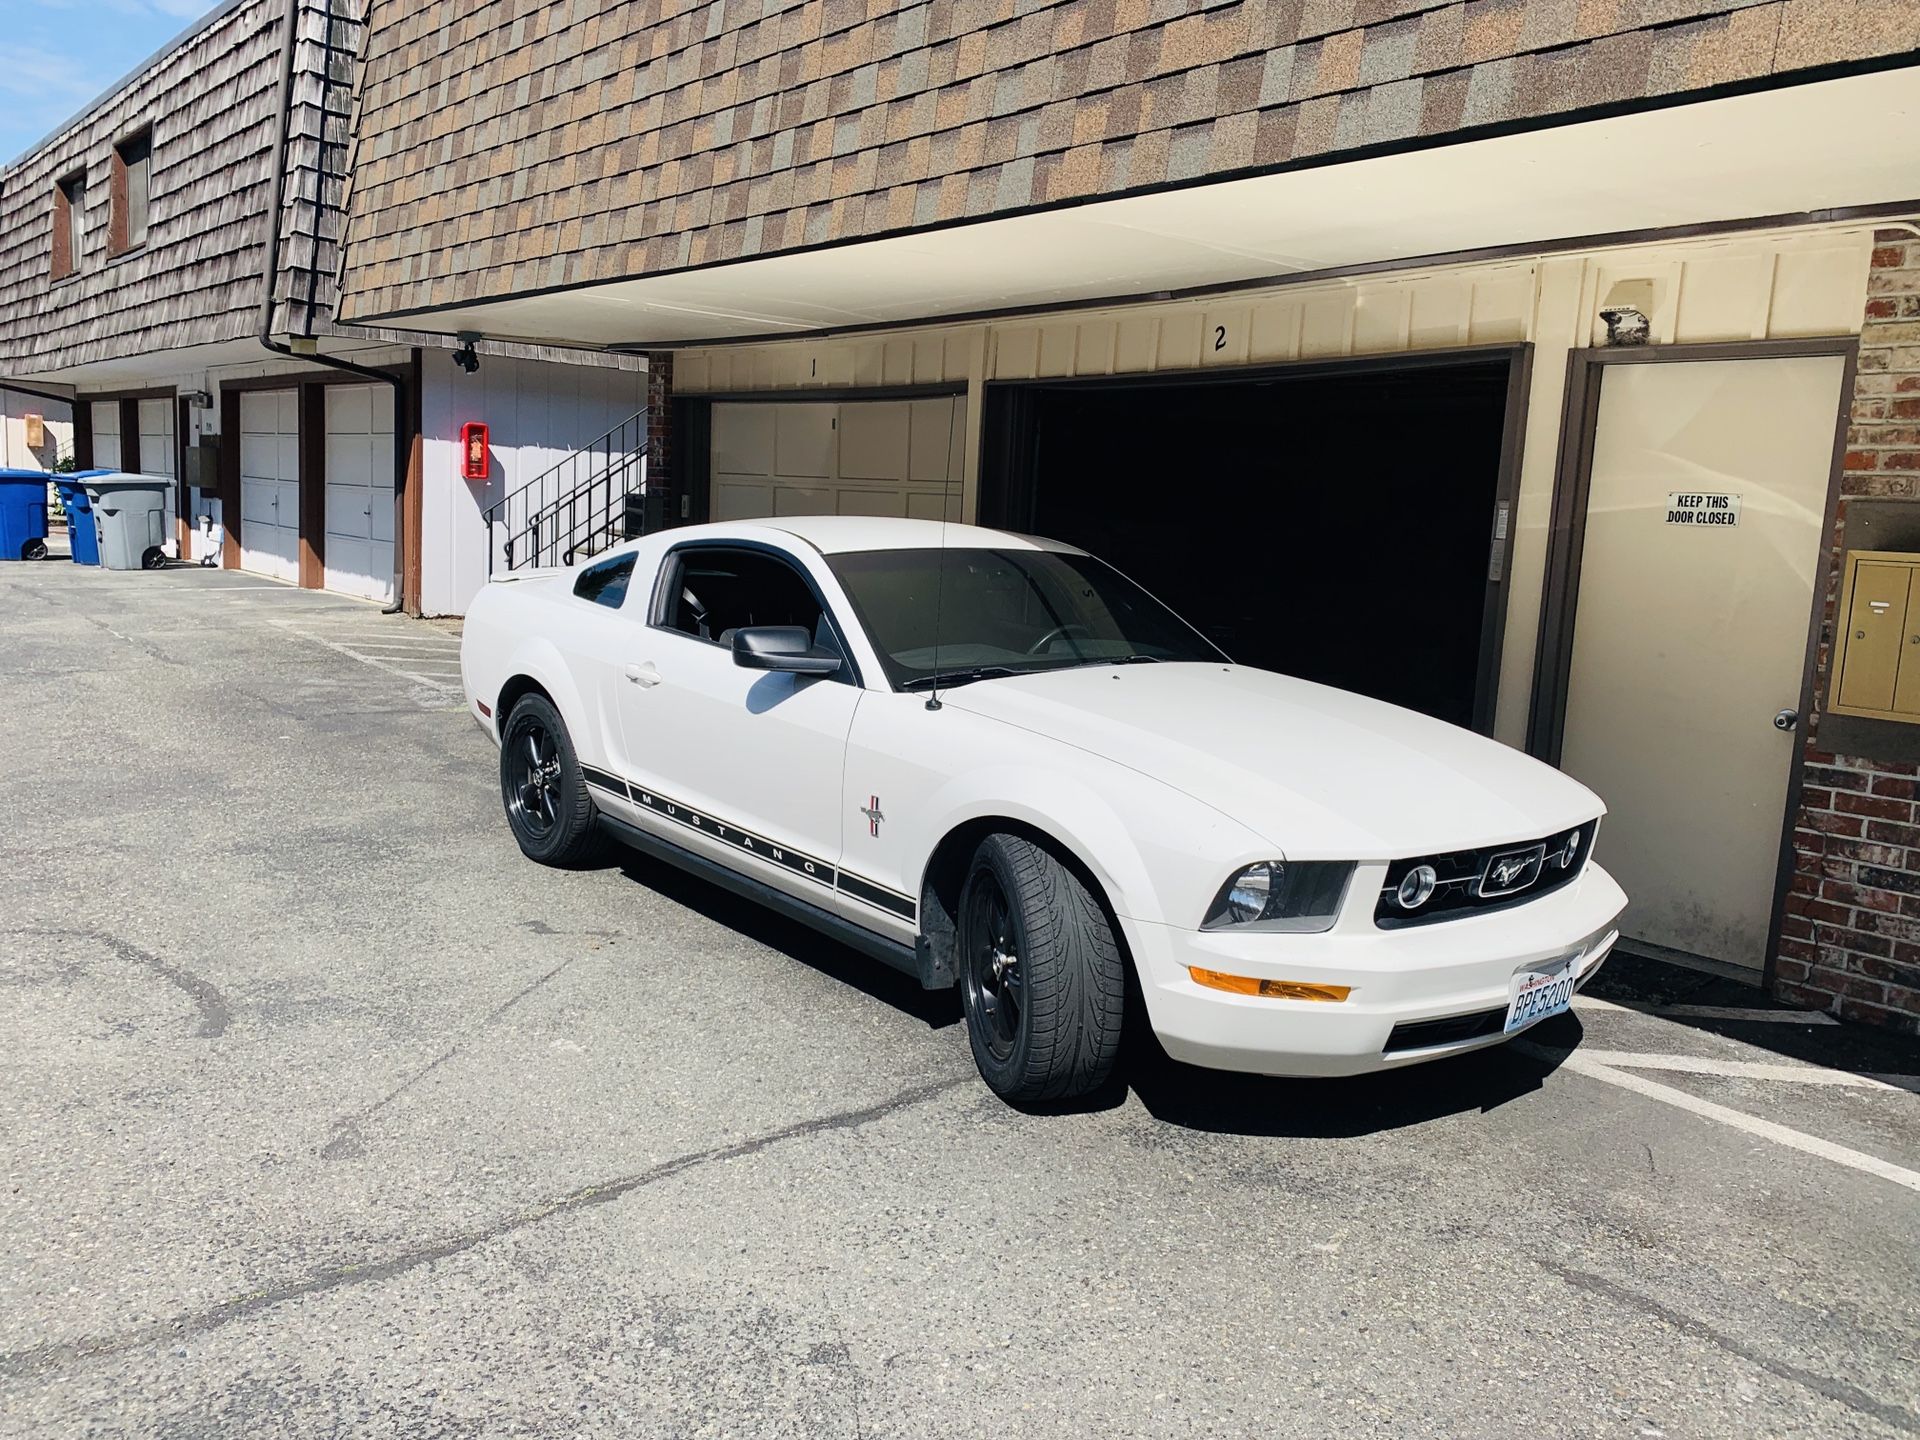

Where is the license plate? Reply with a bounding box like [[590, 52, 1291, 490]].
[[1505, 955, 1578, 1034]]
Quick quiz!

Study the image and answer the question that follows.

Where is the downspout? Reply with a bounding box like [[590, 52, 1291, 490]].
[[259, 0, 409, 613]]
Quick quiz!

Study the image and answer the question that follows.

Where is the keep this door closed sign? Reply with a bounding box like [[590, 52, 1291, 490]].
[[1666, 492, 1741, 528]]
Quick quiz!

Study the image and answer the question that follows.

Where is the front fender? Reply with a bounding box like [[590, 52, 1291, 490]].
[[915, 761, 1270, 927]]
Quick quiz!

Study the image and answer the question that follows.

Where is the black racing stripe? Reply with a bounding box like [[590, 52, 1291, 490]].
[[629, 785, 837, 889], [581, 765, 629, 798], [837, 870, 917, 921]]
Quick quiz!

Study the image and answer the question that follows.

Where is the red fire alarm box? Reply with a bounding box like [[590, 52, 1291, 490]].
[[461, 422, 489, 481]]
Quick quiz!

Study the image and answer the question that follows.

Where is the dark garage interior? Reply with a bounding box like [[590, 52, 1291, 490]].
[[986, 357, 1516, 729]]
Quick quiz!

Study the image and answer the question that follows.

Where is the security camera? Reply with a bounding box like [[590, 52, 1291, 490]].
[[452, 333, 482, 374]]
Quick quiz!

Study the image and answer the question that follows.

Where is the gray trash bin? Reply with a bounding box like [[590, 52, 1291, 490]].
[[85, 474, 171, 571]]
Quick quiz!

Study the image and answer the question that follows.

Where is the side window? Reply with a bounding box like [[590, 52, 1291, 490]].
[[111, 127, 152, 255], [52, 172, 85, 280], [657, 546, 830, 647], [573, 553, 636, 609]]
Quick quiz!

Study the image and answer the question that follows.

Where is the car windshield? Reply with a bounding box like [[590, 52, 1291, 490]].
[[827, 547, 1227, 691]]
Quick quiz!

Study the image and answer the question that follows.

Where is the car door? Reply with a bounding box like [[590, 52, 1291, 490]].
[[554, 550, 650, 775], [617, 540, 863, 905]]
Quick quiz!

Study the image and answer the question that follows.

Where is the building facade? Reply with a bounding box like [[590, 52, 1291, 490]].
[[0, 387, 71, 470], [320, 0, 1920, 1028], [0, 0, 647, 611], [6, 0, 1920, 1028]]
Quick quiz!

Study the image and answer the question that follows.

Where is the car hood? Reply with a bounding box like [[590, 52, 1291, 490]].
[[941, 664, 1602, 859]]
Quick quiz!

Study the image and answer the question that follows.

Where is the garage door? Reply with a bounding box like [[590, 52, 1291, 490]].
[[984, 362, 1516, 730], [322, 384, 396, 603], [239, 390, 300, 583], [710, 398, 963, 522], [136, 397, 178, 548]]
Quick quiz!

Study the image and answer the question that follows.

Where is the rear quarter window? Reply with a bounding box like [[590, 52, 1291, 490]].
[[573, 554, 637, 609]]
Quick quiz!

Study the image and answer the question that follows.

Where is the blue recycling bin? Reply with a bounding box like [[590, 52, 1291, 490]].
[[54, 470, 110, 565], [0, 469, 52, 561]]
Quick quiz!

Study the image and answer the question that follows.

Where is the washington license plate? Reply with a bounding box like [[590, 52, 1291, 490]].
[[1505, 956, 1578, 1034]]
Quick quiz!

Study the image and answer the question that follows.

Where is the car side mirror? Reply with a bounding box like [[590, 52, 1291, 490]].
[[731, 625, 843, 677]]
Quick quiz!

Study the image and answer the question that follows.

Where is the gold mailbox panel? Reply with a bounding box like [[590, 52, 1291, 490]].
[[1831, 550, 1920, 723]]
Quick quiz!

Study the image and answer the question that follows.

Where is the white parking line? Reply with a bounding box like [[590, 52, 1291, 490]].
[[1654, 1005, 1841, 1025], [269, 622, 464, 696], [1578, 997, 1840, 1025], [330, 641, 460, 651], [1517, 1043, 1920, 1193], [1570, 1048, 1920, 1093], [339, 652, 461, 663]]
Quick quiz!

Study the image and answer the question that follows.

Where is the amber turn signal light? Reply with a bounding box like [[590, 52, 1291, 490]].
[[1188, 967, 1351, 1002]]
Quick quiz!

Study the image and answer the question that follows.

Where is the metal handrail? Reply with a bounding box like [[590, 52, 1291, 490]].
[[482, 407, 650, 574]]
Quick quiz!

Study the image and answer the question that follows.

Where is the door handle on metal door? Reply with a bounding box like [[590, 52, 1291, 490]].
[[625, 663, 661, 688]]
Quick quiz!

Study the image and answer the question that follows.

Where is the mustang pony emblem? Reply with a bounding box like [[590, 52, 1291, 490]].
[[861, 796, 884, 837], [1478, 843, 1546, 898]]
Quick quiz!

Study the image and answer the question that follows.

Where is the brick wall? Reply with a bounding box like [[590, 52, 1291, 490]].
[[1779, 229, 1920, 1035]]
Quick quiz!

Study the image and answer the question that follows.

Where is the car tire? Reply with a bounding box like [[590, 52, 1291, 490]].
[[499, 693, 604, 867], [958, 833, 1126, 1104]]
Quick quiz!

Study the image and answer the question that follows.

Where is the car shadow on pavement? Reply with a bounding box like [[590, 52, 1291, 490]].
[[1120, 1014, 1582, 1139], [612, 852, 964, 1031]]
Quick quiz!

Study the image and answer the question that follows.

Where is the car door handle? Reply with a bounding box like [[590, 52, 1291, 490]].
[[625, 663, 661, 688]]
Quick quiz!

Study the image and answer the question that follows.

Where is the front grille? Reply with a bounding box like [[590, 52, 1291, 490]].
[[1374, 819, 1598, 929], [1384, 1006, 1506, 1054]]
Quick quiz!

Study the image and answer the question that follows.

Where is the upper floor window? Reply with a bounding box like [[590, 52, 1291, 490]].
[[111, 128, 151, 254], [51, 171, 85, 280]]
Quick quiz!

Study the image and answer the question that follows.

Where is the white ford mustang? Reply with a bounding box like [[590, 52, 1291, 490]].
[[461, 517, 1626, 1103]]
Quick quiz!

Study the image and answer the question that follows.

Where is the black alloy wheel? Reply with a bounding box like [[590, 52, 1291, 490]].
[[962, 866, 1024, 1063], [507, 722, 563, 838], [957, 833, 1127, 1105], [498, 693, 604, 866]]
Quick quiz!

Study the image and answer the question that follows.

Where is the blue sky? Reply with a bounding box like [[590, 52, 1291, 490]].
[[2, 0, 221, 166]]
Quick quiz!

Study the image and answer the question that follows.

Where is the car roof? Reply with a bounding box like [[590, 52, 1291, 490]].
[[734, 515, 1084, 556]]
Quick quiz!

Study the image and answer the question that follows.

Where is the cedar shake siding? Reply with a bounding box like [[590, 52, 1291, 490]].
[[335, 0, 1920, 326], [0, 0, 367, 376]]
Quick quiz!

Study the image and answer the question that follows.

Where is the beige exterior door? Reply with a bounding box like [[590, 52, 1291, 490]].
[[1557, 352, 1848, 969], [322, 384, 397, 603], [239, 391, 301, 584], [90, 401, 121, 468], [709, 399, 964, 522], [136, 398, 177, 547]]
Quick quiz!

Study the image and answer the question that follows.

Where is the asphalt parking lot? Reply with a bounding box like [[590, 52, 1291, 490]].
[[2, 558, 1917, 1439]]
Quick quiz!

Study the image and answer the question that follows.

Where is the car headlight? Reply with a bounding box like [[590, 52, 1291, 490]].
[[1201, 861, 1355, 932]]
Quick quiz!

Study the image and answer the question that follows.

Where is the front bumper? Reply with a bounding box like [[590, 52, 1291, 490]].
[[1123, 861, 1627, 1077]]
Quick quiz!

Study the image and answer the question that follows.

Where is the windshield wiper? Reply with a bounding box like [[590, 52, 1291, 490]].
[[900, 665, 1021, 692], [1057, 653, 1162, 671]]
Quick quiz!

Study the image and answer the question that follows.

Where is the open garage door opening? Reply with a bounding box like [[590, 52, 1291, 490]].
[[982, 354, 1524, 731]]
